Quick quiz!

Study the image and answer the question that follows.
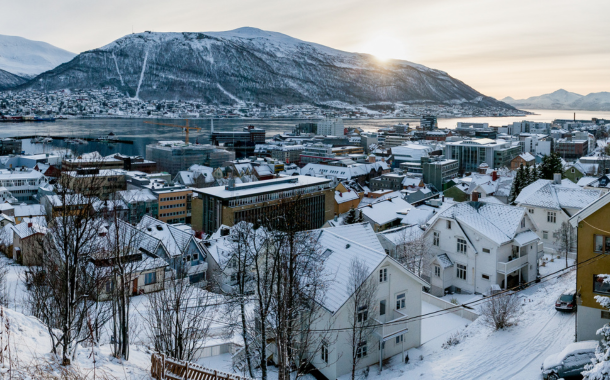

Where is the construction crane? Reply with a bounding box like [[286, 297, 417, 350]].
[[143, 119, 201, 144]]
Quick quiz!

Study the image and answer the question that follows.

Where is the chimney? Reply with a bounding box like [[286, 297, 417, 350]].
[[472, 192, 479, 202], [492, 171, 498, 181], [334, 213, 338, 222], [27, 222, 33, 228], [553, 173, 562, 185]]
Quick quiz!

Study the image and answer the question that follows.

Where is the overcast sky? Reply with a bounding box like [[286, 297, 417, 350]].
[[2, 0, 608, 99]]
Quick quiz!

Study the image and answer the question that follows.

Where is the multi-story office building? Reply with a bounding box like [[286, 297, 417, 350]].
[[317, 118, 345, 136], [444, 138, 522, 172], [0, 139, 22, 155], [191, 176, 334, 233], [499, 121, 551, 135], [144, 181, 192, 224], [145, 141, 235, 175], [299, 144, 336, 166], [270, 145, 305, 165], [421, 157, 459, 190], [369, 173, 406, 192], [62, 168, 127, 200], [383, 135, 411, 148], [332, 146, 364, 156], [63, 152, 124, 171], [0, 168, 48, 202], [420, 115, 437, 131], [555, 138, 588, 160], [211, 125, 266, 145]]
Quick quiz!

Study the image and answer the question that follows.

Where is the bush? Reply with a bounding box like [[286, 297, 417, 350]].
[[442, 330, 468, 349], [481, 293, 521, 330], [449, 297, 459, 305]]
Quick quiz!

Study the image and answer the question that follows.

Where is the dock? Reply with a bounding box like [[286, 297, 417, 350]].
[[12, 136, 134, 145]]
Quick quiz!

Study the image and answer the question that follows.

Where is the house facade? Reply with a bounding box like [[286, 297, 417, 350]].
[[425, 202, 542, 296], [515, 177, 602, 250], [570, 193, 610, 341]]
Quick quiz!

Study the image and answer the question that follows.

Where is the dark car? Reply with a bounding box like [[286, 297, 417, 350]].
[[555, 289, 577, 311]]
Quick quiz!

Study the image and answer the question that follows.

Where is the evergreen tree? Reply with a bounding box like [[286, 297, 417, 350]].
[[355, 209, 364, 223], [343, 207, 357, 225], [538, 152, 564, 180], [509, 164, 525, 204]]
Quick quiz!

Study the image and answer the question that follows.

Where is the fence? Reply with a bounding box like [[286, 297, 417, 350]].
[[151, 353, 253, 380], [421, 292, 479, 322]]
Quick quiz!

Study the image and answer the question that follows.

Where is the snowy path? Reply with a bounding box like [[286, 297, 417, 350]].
[[352, 270, 577, 380]]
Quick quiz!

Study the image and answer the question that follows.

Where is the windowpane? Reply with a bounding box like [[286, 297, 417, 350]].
[[457, 264, 467, 280], [380, 300, 386, 316], [594, 275, 610, 294], [596, 235, 604, 252]]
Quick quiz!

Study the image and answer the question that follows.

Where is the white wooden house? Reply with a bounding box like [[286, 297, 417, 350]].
[[307, 223, 428, 380], [424, 201, 543, 296]]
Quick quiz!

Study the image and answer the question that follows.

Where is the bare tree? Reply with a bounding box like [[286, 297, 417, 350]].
[[480, 293, 520, 330], [554, 221, 575, 268], [394, 227, 431, 279], [144, 266, 212, 362], [26, 162, 112, 365], [346, 258, 379, 380]]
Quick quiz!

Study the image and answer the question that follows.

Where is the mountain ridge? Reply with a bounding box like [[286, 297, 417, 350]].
[[0, 34, 75, 78], [503, 89, 610, 111], [13, 28, 513, 108]]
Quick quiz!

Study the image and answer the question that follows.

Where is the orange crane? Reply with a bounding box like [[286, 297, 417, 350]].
[[143, 119, 201, 144]]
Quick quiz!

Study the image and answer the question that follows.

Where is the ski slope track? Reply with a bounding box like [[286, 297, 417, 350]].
[[14, 28, 512, 107]]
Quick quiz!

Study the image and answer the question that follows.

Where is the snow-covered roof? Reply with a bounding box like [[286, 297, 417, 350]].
[[13, 204, 45, 217], [11, 220, 47, 239], [359, 197, 412, 225], [376, 224, 424, 246], [402, 177, 422, 187], [576, 176, 599, 187], [432, 202, 530, 245], [513, 230, 540, 246], [315, 223, 426, 313], [436, 253, 454, 268], [517, 152, 535, 162], [117, 188, 157, 204], [138, 215, 198, 258], [299, 162, 388, 180], [335, 189, 359, 204], [515, 179, 602, 210]]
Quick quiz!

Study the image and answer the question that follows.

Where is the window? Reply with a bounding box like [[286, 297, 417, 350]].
[[594, 275, 610, 294], [356, 342, 367, 358], [457, 264, 467, 280], [380, 300, 386, 316], [547, 211, 556, 223], [528, 208, 534, 214], [482, 248, 491, 254], [571, 168, 575, 173], [543, 231, 548, 240], [395, 335, 403, 345], [145, 272, 157, 285], [602, 311, 610, 320], [521, 218, 525, 228], [357, 305, 368, 323], [105, 279, 114, 293], [433, 231, 440, 246], [320, 343, 329, 363], [481, 274, 490, 280], [434, 265, 441, 277], [457, 238, 467, 254], [379, 268, 388, 283], [447, 220, 452, 229], [594, 235, 610, 253], [396, 293, 406, 310]]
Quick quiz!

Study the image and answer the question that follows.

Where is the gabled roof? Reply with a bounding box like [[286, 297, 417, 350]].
[[515, 179, 602, 210], [569, 191, 610, 228], [315, 223, 426, 313], [359, 197, 412, 225], [138, 215, 199, 258], [12, 219, 47, 239], [432, 201, 528, 245], [376, 224, 424, 246], [435, 253, 454, 268]]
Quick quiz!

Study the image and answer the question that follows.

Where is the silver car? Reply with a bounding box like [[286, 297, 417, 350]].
[[541, 341, 597, 379]]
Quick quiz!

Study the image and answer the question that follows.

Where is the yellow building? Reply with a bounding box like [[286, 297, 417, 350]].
[[333, 182, 363, 215], [570, 192, 610, 341]]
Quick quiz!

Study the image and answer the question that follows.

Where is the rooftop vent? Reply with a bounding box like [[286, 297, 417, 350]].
[[156, 225, 163, 231]]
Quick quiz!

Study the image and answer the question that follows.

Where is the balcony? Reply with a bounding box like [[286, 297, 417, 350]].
[[374, 309, 409, 342], [497, 255, 528, 275]]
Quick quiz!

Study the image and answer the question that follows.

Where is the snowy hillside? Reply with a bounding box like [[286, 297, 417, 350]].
[[0, 34, 75, 78], [16, 27, 511, 107], [503, 89, 610, 111], [0, 68, 26, 90]]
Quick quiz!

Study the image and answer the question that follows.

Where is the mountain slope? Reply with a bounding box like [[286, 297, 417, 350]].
[[0, 68, 26, 90], [503, 89, 610, 111], [17, 28, 511, 107], [0, 34, 75, 78]]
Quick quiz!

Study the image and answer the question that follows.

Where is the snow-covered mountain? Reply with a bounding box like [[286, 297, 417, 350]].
[[0, 34, 75, 78], [16, 28, 511, 107], [503, 89, 610, 111], [0, 68, 26, 90]]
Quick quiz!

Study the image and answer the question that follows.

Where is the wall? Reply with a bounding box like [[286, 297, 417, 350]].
[[421, 292, 479, 322]]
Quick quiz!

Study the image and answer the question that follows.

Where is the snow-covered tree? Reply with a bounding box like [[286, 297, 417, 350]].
[[584, 275, 610, 379]]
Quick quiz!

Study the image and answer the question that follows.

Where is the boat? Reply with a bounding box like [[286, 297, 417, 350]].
[[42, 137, 53, 143], [95, 132, 119, 142], [34, 117, 56, 122], [30, 136, 45, 144]]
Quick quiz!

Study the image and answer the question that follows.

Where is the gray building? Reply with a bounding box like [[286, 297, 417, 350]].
[[369, 173, 406, 192], [0, 138, 22, 155], [145, 141, 235, 175], [444, 138, 522, 172], [422, 158, 459, 190]]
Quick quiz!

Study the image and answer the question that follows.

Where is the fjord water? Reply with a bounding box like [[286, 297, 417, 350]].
[[3, 109, 610, 157]]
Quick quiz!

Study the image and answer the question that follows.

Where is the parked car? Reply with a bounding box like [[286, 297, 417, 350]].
[[541, 341, 597, 379], [555, 289, 577, 311]]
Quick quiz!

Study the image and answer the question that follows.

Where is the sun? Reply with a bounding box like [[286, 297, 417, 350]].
[[360, 34, 407, 62]]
